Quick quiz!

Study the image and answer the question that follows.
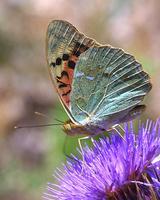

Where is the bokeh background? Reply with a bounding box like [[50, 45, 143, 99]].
[[0, 0, 160, 199]]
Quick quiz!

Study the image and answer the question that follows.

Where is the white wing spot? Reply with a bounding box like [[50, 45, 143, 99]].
[[86, 76, 95, 80], [75, 71, 84, 78]]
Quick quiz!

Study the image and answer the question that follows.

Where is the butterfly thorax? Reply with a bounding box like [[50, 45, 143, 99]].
[[63, 120, 89, 136], [63, 119, 105, 136]]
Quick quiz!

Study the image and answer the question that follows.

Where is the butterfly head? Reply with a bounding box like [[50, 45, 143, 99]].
[[63, 120, 93, 136]]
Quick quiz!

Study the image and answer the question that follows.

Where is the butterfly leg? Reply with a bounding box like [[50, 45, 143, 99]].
[[112, 124, 126, 141], [63, 135, 71, 158], [62, 135, 82, 166], [78, 136, 91, 173]]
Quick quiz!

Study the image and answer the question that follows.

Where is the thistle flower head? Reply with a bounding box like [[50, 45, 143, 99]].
[[44, 120, 160, 200]]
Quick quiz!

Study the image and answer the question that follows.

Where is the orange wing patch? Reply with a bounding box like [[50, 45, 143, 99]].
[[47, 20, 99, 112], [50, 42, 90, 107]]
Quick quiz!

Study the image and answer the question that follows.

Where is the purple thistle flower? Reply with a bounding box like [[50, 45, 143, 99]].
[[44, 119, 160, 200]]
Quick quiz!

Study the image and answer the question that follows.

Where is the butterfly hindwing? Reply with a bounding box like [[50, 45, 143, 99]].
[[46, 20, 99, 117], [70, 46, 152, 129]]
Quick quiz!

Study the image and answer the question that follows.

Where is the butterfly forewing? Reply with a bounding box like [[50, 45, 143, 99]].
[[46, 20, 99, 119], [70, 46, 152, 128]]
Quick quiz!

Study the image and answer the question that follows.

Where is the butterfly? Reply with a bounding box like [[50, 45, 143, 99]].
[[46, 20, 152, 136]]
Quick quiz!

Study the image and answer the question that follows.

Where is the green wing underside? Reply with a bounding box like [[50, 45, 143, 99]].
[[70, 46, 152, 127]]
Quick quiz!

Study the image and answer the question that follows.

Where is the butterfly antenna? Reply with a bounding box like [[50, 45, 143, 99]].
[[14, 123, 63, 129], [34, 111, 64, 123], [34, 111, 49, 119], [54, 118, 64, 123]]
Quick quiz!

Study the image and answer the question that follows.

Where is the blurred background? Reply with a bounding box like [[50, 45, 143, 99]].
[[0, 0, 159, 199]]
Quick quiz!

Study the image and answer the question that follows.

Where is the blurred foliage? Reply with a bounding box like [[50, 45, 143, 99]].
[[0, 0, 160, 199], [0, 32, 14, 64]]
